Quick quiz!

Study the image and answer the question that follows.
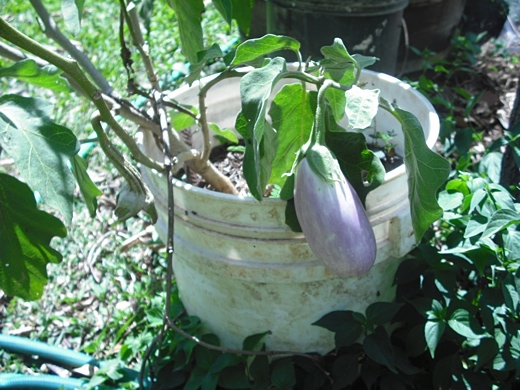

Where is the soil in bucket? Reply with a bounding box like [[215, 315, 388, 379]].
[[266, 0, 409, 75]]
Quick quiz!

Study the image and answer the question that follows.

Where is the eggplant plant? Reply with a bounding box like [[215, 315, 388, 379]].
[[0, 1, 450, 300]]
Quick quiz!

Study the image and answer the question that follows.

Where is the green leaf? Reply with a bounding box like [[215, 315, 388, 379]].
[[326, 131, 385, 205], [212, 0, 232, 25], [447, 308, 487, 339], [325, 87, 346, 122], [424, 320, 445, 358], [71, 155, 102, 218], [186, 44, 224, 85], [230, 35, 300, 67], [475, 338, 499, 370], [167, 0, 204, 64], [0, 95, 79, 222], [363, 327, 397, 373], [242, 331, 270, 351], [383, 102, 451, 241], [231, 0, 253, 36], [502, 280, 519, 313], [331, 353, 360, 388], [345, 86, 380, 129], [268, 84, 314, 186], [271, 358, 295, 390], [320, 38, 357, 85], [438, 190, 464, 211], [0, 173, 67, 300], [209, 123, 239, 144], [481, 209, 520, 239], [312, 311, 365, 348], [61, 0, 85, 36], [239, 58, 286, 199], [365, 302, 404, 326], [0, 59, 70, 92], [504, 231, 520, 261]]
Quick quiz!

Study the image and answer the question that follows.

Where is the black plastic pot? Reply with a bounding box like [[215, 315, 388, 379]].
[[397, 0, 467, 74], [265, 0, 409, 75]]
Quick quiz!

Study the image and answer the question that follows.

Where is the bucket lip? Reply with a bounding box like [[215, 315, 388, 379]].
[[269, 0, 409, 15], [167, 69, 439, 203]]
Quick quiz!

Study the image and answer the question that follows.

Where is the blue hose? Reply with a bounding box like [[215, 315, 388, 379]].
[[0, 373, 88, 389], [0, 335, 149, 389]]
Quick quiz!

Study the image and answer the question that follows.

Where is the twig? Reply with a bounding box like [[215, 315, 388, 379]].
[[165, 315, 318, 361], [121, 0, 160, 91], [29, 0, 114, 95]]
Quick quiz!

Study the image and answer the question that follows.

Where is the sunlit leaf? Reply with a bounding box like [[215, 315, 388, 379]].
[[269, 83, 314, 186], [0, 95, 79, 222], [382, 101, 451, 241], [239, 57, 285, 199], [230, 34, 300, 67], [345, 86, 380, 129], [167, 0, 204, 64], [0, 59, 70, 92]]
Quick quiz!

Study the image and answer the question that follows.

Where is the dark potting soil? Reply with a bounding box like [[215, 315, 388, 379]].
[[187, 141, 403, 197]]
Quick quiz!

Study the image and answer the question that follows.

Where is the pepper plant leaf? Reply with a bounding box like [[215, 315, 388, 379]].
[[167, 0, 204, 64], [381, 100, 451, 241], [0, 95, 79, 223], [0, 59, 70, 92], [0, 173, 67, 301]]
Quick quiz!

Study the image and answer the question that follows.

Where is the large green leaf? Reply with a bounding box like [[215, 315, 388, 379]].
[[230, 35, 300, 67], [320, 38, 357, 86], [268, 83, 314, 186], [167, 0, 204, 64], [363, 327, 397, 373], [382, 101, 451, 241], [212, 0, 232, 25], [239, 57, 286, 199], [230, 0, 253, 36], [0, 95, 79, 222], [0, 59, 70, 92], [481, 209, 520, 239], [0, 173, 67, 301]]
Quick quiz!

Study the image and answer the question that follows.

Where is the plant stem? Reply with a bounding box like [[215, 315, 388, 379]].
[[313, 79, 333, 146], [29, 0, 114, 95], [198, 69, 243, 164], [120, 0, 160, 91]]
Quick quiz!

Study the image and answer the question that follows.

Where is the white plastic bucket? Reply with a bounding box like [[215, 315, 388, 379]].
[[140, 70, 439, 353]]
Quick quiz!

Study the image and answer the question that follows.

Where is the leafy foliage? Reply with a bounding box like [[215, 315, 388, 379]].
[[0, 173, 66, 301]]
